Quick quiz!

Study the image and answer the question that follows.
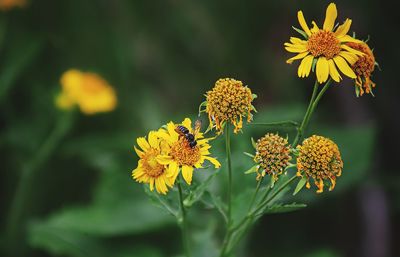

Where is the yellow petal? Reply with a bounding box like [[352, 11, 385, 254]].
[[182, 165, 194, 185], [316, 57, 329, 83], [328, 59, 342, 82], [285, 47, 308, 53], [341, 44, 365, 56], [204, 156, 221, 168], [149, 178, 155, 191], [310, 21, 319, 33], [297, 55, 314, 78], [286, 51, 309, 64], [334, 19, 352, 37], [297, 11, 311, 36], [134, 146, 144, 158], [148, 131, 159, 148], [137, 137, 150, 151], [339, 35, 363, 44], [290, 37, 307, 44], [333, 56, 357, 79], [156, 155, 173, 165], [323, 3, 337, 31], [182, 118, 192, 131], [339, 51, 358, 65]]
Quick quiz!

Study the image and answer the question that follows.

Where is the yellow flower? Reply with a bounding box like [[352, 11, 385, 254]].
[[285, 3, 365, 84], [346, 41, 377, 96], [254, 133, 291, 182], [56, 69, 117, 115], [156, 118, 221, 185], [203, 78, 255, 134], [132, 130, 176, 194], [0, 0, 26, 11], [296, 135, 343, 193]]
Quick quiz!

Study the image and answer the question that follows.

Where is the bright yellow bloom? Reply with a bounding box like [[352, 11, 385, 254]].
[[56, 69, 117, 115], [204, 78, 255, 134], [0, 0, 26, 11], [132, 130, 176, 194], [254, 133, 291, 182], [296, 135, 343, 193], [156, 118, 221, 185], [285, 3, 365, 83], [346, 41, 377, 96]]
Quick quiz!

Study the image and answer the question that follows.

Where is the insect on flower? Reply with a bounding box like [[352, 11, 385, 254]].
[[174, 120, 202, 148]]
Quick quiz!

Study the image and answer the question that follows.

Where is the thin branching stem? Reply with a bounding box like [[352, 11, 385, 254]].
[[177, 177, 191, 257]]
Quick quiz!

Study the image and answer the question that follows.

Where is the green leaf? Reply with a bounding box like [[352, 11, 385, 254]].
[[202, 191, 228, 223], [264, 203, 307, 214], [144, 185, 178, 217], [243, 151, 255, 158], [251, 120, 299, 129], [293, 177, 307, 196], [244, 165, 259, 175], [251, 137, 257, 148], [198, 100, 207, 116], [292, 26, 308, 39]]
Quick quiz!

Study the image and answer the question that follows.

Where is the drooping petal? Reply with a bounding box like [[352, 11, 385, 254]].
[[316, 57, 329, 83], [334, 19, 352, 37], [204, 156, 221, 168], [328, 59, 342, 82], [286, 51, 309, 64], [297, 55, 314, 78], [323, 3, 337, 31], [297, 11, 311, 36], [182, 165, 194, 185], [137, 137, 150, 151], [310, 21, 319, 33], [333, 56, 357, 78]]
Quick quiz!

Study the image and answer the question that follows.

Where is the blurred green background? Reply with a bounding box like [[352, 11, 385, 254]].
[[0, 0, 398, 257]]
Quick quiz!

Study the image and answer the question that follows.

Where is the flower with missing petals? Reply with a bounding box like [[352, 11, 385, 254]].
[[347, 41, 377, 96], [203, 78, 255, 134], [254, 133, 292, 182], [296, 135, 343, 193]]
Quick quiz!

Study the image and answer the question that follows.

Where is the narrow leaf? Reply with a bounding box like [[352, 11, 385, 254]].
[[293, 177, 307, 195]]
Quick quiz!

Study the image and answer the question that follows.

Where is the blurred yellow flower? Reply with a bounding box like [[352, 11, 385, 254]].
[[204, 78, 255, 134], [156, 118, 221, 185], [285, 3, 365, 83], [56, 69, 117, 115], [0, 0, 26, 11], [132, 130, 176, 195], [296, 135, 343, 193], [346, 41, 377, 96]]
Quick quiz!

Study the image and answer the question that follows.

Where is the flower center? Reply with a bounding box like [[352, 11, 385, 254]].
[[307, 31, 341, 59], [346, 42, 375, 77], [142, 148, 164, 177], [170, 138, 201, 166]]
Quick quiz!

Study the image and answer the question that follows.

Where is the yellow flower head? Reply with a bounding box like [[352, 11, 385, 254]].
[[156, 118, 221, 185], [56, 69, 117, 115], [204, 78, 255, 134], [132, 130, 176, 194], [0, 0, 26, 11], [346, 41, 377, 96], [254, 133, 292, 181], [296, 135, 343, 193], [285, 3, 365, 84]]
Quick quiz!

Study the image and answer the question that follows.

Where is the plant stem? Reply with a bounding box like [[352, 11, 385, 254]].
[[292, 80, 319, 147], [177, 177, 191, 257], [219, 123, 233, 257], [248, 177, 263, 212], [5, 112, 74, 254]]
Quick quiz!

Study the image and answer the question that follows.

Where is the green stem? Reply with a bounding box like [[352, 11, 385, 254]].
[[292, 80, 319, 147], [251, 120, 299, 129], [248, 177, 263, 212], [219, 123, 233, 257], [177, 177, 191, 257], [5, 112, 74, 254]]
